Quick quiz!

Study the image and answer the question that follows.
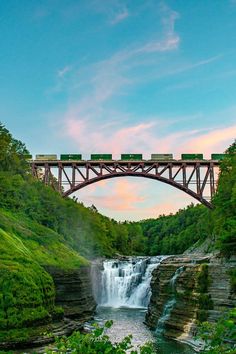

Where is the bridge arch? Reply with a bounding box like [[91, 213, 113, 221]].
[[31, 160, 219, 209], [63, 172, 213, 208]]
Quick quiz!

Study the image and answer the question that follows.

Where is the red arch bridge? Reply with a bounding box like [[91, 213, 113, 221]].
[[30, 159, 220, 209]]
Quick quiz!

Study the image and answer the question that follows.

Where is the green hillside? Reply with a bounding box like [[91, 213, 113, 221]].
[[137, 141, 236, 257], [0, 122, 147, 341]]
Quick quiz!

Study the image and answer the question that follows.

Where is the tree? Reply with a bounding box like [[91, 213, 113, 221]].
[[0, 122, 29, 174], [212, 140, 236, 256]]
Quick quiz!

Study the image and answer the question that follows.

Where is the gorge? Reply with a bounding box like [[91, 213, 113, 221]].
[[0, 125, 235, 353]]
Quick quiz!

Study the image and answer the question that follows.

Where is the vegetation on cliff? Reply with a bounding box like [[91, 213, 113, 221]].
[[0, 123, 146, 342], [211, 141, 236, 256], [139, 204, 209, 255], [137, 140, 236, 257], [198, 308, 236, 353]]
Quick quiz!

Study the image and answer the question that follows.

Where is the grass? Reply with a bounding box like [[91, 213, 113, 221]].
[[0, 209, 89, 340]]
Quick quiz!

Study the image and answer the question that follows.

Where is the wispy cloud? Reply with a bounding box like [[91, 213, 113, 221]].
[[53, 2, 180, 130], [63, 113, 236, 158], [182, 124, 236, 156], [77, 178, 196, 220], [58, 65, 72, 78], [110, 7, 129, 25], [64, 118, 159, 156], [86, 179, 145, 211]]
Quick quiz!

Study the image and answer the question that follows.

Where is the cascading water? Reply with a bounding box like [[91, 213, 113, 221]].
[[100, 256, 164, 308], [156, 266, 185, 334], [91, 258, 194, 353]]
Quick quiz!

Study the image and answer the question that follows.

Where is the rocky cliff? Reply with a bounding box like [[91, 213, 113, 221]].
[[47, 265, 96, 321], [0, 265, 96, 351], [146, 255, 236, 350]]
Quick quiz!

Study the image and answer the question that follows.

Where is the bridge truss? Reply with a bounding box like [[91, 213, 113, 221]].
[[30, 160, 220, 208]]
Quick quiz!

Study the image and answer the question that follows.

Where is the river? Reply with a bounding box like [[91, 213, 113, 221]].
[[91, 257, 195, 353]]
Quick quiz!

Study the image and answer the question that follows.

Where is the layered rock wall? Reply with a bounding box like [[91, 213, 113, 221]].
[[46, 265, 96, 321], [146, 255, 236, 349]]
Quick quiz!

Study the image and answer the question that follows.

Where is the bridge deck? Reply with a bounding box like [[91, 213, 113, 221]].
[[31, 159, 220, 167]]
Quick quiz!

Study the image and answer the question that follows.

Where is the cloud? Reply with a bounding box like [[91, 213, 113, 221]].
[[87, 179, 145, 211], [77, 177, 197, 220], [64, 118, 158, 156], [110, 8, 129, 25], [63, 113, 236, 159], [182, 125, 236, 156], [58, 65, 72, 78], [66, 120, 236, 220]]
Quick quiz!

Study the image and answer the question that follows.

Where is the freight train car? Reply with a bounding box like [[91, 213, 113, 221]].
[[151, 154, 173, 160], [181, 153, 203, 160], [23, 154, 33, 159], [121, 154, 143, 160], [35, 154, 57, 160], [90, 154, 112, 160], [60, 154, 82, 161], [211, 153, 226, 160]]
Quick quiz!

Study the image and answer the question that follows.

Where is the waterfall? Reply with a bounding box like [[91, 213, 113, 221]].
[[100, 256, 164, 308], [156, 266, 185, 334]]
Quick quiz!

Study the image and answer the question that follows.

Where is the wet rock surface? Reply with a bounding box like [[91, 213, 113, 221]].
[[146, 255, 236, 350], [47, 265, 96, 320]]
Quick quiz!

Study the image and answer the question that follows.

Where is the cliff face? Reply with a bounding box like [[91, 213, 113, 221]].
[[0, 265, 96, 350], [47, 266, 96, 321], [146, 255, 236, 349]]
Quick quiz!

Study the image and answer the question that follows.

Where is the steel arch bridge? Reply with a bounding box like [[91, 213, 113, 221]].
[[30, 159, 220, 208]]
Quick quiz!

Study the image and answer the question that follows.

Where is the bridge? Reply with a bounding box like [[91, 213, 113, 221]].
[[30, 159, 220, 208]]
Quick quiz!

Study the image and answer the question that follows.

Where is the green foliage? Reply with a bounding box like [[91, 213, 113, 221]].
[[0, 171, 145, 259], [138, 204, 210, 255], [198, 294, 213, 311], [0, 123, 151, 340], [46, 321, 156, 354], [0, 233, 55, 330], [0, 210, 88, 269], [0, 122, 29, 174], [197, 264, 211, 293], [212, 140, 236, 256], [228, 269, 236, 293], [196, 264, 213, 324], [198, 308, 236, 353], [137, 140, 236, 257]]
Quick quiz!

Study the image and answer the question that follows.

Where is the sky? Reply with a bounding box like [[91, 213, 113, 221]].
[[1, 0, 236, 221]]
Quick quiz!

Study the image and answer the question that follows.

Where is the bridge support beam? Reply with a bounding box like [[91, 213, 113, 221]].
[[30, 160, 219, 208]]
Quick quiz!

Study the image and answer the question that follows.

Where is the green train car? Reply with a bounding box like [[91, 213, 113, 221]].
[[35, 154, 57, 160], [181, 154, 204, 160], [23, 154, 33, 159], [121, 154, 143, 160], [60, 154, 82, 161], [90, 154, 112, 160], [211, 153, 226, 160], [151, 154, 173, 160]]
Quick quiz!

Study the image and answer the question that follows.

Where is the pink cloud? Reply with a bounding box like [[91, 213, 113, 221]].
[[64, 116, 236, 160], [78, 179, 146, 212], [65, 118, 158, 156], [180, 125, 236, 157], [63, 120, 236, 220], [77, 177, 197, 221]]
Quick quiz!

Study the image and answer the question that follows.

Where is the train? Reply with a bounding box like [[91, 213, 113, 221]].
[[25, 153, 227, 161]]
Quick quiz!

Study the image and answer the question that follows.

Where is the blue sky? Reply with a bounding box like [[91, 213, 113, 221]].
[[1, 0, 236, 220]]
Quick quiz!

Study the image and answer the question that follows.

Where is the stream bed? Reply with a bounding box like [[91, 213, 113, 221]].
[[89, 306, 195, 353]]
